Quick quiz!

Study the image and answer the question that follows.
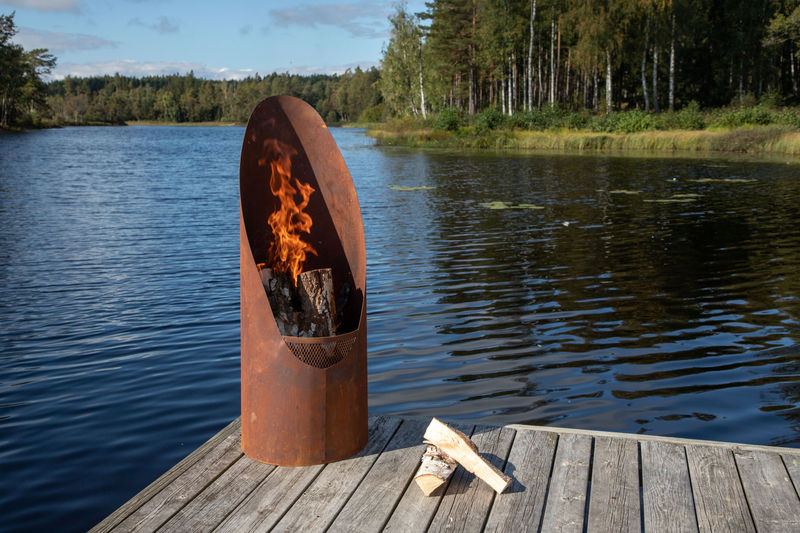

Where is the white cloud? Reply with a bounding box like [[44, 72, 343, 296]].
[[269, 2, 390, 39], [49, 60, 256, 80], [0, 0, 81, 12], [47, 59, 380, 81], [15, 26, 117, 52], [284, 60, 379, 75], [128, 16, 179, 34]]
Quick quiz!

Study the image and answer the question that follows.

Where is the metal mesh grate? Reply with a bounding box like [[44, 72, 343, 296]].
[[283, 331, 358, 369]]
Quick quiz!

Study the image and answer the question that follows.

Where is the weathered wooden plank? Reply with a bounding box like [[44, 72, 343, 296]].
[[483, 429, 558, 533], [157, 455, 275, 532], [327, 418, 428, 533], [734, 450, 800, 531], [539, 432, 593, 533], [783, 453, 800, 493], [89, 418, 241, 533], [587, 436, 641, 533], [640, 440, 698, 533], [110, 422, 244, 532], [506, 423, 800, 456], [686, 444, 755, 533], [427, 425, 516, 533], [214, 464, 324, 533], [270, 415, 401, 533], [382, 424, 475, 533]]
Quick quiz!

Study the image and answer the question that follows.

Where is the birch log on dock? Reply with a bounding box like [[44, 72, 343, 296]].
[[422, 418, 512, 494], [414, 444, 458, 496]]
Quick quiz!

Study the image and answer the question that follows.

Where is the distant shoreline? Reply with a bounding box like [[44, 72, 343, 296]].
[[125, 120, 243, 127], [366, 125, 800, 159]]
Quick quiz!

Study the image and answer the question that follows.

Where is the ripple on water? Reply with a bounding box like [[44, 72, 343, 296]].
[[1, 127, 800, 532]]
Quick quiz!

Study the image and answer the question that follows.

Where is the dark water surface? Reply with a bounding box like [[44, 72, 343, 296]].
[[1, 126, 799, 531]]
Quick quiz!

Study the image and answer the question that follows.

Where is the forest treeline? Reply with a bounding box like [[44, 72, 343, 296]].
[[45, 68, 383, 126], [381, 0, 800, 118], [5, 2, 800, 130]]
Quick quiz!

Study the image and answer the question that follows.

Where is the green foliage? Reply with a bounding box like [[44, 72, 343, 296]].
[[709, 105, 775, 128], [434, 108, 462, 131], [1, 12, 56, 129], [773, 108, 800, 128], [661, 101, 706, 130], [473, 107, 504, 133], [357, 102, 385, 123]]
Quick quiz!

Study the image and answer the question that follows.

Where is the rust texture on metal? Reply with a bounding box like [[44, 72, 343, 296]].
[[240, 95, 367, 466]]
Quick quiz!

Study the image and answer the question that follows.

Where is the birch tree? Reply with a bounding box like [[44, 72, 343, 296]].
[[379, 3, 426, 117], [526, 0, 537, 111]]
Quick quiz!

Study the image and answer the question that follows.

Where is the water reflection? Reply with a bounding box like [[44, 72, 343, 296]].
[[365, 147, 800, 445], [1, 127, 799, 532]]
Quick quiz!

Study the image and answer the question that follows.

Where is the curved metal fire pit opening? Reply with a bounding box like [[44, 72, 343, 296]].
[[239, 95, 367, 466]]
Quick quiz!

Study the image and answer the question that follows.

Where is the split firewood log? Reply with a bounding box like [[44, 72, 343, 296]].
[[420, 417, 511, 494], [414, 444, 459, 496]]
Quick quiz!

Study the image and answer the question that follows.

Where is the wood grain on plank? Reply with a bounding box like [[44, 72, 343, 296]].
[[214, 462, 324, 533], [783, 453, 800, 494], [734, 450, 800, 531], [270, 415, 401, 533], [111, 425, 244, 532], [686, 444, 755, 533], [483, 429, 558, 533], [587, 436, 641, 533], [157, 455, 275, 532], [539, 432, 592, 533], [382, 424, 475, 533], [641, 440, 698, 533], [427, 425, 516, 533], [89, 418, 241, 533], [327, 418, 428, 533]]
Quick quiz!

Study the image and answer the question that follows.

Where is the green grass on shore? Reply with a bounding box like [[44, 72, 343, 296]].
[[367, 125, 800, 157]]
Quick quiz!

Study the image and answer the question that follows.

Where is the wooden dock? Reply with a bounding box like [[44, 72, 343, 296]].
[[92, 415, 800, 532]]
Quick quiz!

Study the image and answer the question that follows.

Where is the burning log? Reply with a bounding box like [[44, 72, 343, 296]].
[[297, 268, 336, 336], [417, 418, 512, 495], [260, 265, 337, 337]]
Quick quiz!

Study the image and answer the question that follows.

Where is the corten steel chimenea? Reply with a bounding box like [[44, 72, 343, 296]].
[[239, 95, 367, 466]]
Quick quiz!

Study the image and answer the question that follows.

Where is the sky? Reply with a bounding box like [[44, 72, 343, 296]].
[[2, 0, 427, 80]]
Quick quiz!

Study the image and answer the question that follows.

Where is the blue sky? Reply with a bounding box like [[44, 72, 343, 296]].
[[2, 0, 427, 80]]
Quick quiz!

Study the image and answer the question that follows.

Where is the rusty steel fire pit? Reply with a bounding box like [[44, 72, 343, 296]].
[[239, 95, 367, 466]]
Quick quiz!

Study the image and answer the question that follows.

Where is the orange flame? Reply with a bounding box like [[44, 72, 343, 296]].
[[259, 139, 317, 285]]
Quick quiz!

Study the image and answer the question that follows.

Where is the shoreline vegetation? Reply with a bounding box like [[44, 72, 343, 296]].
[[367, 124, 800, 157], [365, 105, 800, 157]]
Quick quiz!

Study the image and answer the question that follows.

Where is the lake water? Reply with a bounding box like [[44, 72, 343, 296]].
[[1, 126, 799, 531]]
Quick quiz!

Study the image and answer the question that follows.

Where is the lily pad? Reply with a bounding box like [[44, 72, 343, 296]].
[[480, 201, 544, 210], [670, 193, 702, 198], [598, 189, 642, 195], [689, 178, 756, 184], [389, 185, 434, 191], [644, 197, 696, 203]]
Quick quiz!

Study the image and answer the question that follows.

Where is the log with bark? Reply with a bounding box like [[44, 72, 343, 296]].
[[414, 444, 459, 496], [414, 417, 512, 495], [259, 265, 337, 337]]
